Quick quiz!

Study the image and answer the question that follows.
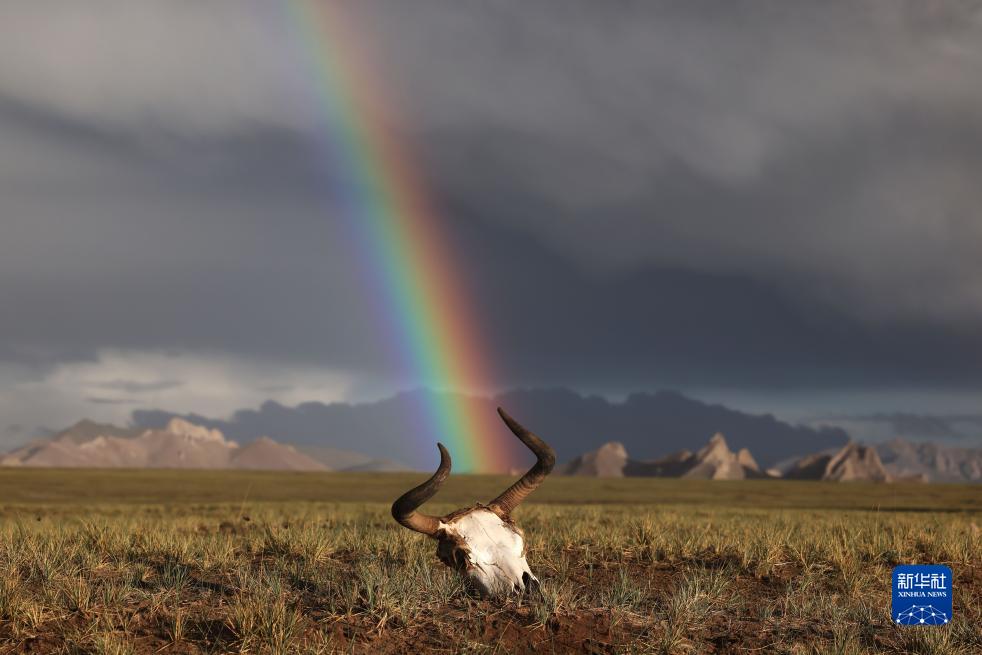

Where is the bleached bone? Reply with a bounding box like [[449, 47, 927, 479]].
[[391, 407, 555, 596]]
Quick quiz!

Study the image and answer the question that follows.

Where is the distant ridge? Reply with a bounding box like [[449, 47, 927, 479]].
[[133, 387, 850, 471], [558, 434, 962, 483], [876, 439, 982, 483]]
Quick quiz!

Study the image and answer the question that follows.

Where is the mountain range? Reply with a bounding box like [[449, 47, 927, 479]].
[[2, 388, 978, 480], [0, 413, 978, 482], [132, 388, 850, 470]]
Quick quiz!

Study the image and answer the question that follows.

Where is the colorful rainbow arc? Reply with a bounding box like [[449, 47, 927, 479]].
[[283, 0, 506, 472]]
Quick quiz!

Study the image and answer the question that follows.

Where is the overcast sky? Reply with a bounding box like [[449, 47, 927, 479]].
[[2, 1, 982, 446]]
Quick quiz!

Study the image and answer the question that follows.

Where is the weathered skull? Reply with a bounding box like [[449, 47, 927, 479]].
[[391, 407, 555, 597]]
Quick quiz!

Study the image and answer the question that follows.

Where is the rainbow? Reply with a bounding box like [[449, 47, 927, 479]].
[[282, 0, 508, 472]]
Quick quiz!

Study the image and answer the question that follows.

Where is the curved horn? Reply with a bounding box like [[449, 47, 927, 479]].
[[391, 443, 451, 537], [488, 407, 555, 517]]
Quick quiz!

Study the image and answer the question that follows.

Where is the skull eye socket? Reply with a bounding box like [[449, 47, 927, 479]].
[[436, 542, 469, 570], [440, 548, 468, 571]]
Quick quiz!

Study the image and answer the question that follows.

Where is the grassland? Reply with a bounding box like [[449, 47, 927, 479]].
[[0, 470, 978, 654]]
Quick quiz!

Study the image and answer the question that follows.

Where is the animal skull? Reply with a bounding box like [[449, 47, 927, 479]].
[[391, 407, 555, 596]]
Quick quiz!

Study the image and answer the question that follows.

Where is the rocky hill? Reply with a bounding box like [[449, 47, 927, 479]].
[[560, 442, 629, 477], [784, 442, 892, 482]]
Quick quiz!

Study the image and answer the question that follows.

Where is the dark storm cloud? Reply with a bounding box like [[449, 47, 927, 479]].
[[378, 1, 982, 323], [843, 413, 982, 441], [450, 209, 982, 390], [1, 0, 982, 398]]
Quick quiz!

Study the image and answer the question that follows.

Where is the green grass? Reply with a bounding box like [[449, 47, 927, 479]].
[[0, 470, 978, 653]]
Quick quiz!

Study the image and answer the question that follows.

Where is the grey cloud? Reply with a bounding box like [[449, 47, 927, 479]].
[[85, 397, 139, 405], [850, 413, 982, 441], [3, 1, 982, 322], [0, 1, 308, 136], [85, 379, 184, 393], [256, 384, 295, 394], [860, 413, 964, 439], [1, 0, 982, 398]]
